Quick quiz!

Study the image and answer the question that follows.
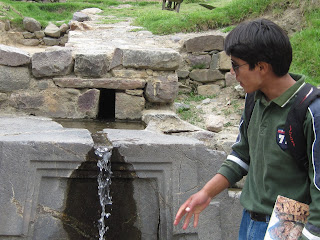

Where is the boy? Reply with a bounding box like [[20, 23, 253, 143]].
[[174, 18, 320, 240]]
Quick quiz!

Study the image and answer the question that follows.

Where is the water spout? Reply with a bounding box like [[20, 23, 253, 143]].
[[95, 146, 113, 240]]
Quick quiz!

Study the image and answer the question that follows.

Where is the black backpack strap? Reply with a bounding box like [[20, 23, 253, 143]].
[[244, 91, 256, 129], [285, 83, 320, 170]]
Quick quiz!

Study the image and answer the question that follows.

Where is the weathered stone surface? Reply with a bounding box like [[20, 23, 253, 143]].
[[0, 116, 93, 238], [104, 128, 241, 240], [235, 84, 245, 98], [32, 49, 73, 77], [19, 38, 39, 46], [0, 65, 30, 92], [189, 69, 225, 82], [219, 51, 232, 70], [22, 31, 35, 39], [59, 23, 69, 33], [110, 47, 181, 71], [69, 21, 94, 31], [142, 110, 203, 133], [53, 77, 146, 89], [205, 114, 225, 133], [34, 30, 45, 39], [197, 84, 221, 96], [176, 69, 189, 78], [210, 53, 219, 69], [185, 35, 224, 52], [115, 92, 145, 120], [0, 44, 31, 66], [225, 72, 237, 87], [23, 17, 41, 33], [186, 54, 211, 69], [43, 37, 60, 46], [77, 89, 99, 115], [145, 74, 178, 103], [44, 23, 61, 38], [111, 69, 148, 78], [9, 88, 99, 118], [74, 53, 109, 77], [73, 12, 90, 22]]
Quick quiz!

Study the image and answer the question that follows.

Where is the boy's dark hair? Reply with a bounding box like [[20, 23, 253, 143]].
[[224, 18, 292, 77]]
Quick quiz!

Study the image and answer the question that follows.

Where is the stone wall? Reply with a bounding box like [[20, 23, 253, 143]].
[[177, 34, 236, 96], [0, 44, 181, 120], [0, 32, 236, 121]]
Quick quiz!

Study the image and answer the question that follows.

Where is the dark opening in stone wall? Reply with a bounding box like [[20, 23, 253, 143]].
[[98, 89, 115, 121]]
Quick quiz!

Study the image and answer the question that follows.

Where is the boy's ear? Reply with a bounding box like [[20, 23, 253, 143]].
[[257, 62, 270, 74]]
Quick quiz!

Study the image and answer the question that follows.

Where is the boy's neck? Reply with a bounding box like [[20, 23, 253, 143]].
[[261, 73, 296, 101]]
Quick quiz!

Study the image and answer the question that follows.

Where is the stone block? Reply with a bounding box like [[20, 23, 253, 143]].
[[111, 69, 148, 78], [77, 89, 100, 115], [210, 53, 219, 70], [218, 51, 232, 70], [0, 44, 31, 66], [74, 53, 110, 77], [185, 35, 224, 53], [225, 72, 237, 87], [31, 49, 73, 78], [53, 77, 146, 89], [145, 74, 179, 103], [186, 54, 211, 69], [0, 65, 30, 92], [20, 38, 39, 46], [110, 47, 181, 71], [189, 69, 225, 82], [43, 37, 60, 46], [0, 116, 93, 238], [115, 92, 145, 120], [23, 17, 41, 33], [197, 84, 221, 96]]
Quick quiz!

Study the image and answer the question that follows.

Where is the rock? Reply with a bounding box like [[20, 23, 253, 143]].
[[31, 49, 73, 78], [174, 102, 190, 111], [0, 44, 31, 66], [111, 69, 148, 78], [197, 84, 221, 96], [189, 69, 225, 82], [74, 52, 110, 77], [53, 77, 146, 89], [20, 39, 39, 46], [142, 110, 203, 133], [59, 23, 69, 33], [205, 114, 225, 133], [0, 65, 30, 92], [34, 30, 45, 39], [219, 51, 232, 70], [210, 53, 219, 69], [22, 31, 35, 39], [110, 47, 181, 71], [225, 72, 237, 87], [4, 20, 10, 31], [77, 89, 99, 116], [186, 54, 211, 69], [81, 8, 103, 14], [69, 21, 94, 31], [23, 17, 41, 33], [44, 23, 61, 38], [185, 35, 224, 53], [177, 69, 189, 78], [115, 92, 145, 120], [144, 74, 178, 103], [72, 12, 90, 22], [235, 84, 245, 98], [43, 37, 60, 46]]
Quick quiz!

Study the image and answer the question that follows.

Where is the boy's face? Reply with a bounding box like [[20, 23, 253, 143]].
[[230, 56, 263, 94]]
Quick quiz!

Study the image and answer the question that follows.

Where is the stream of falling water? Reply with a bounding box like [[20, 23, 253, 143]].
[[95, 146, 113, 240]]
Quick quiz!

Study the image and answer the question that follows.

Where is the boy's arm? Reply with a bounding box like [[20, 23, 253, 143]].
[[300, 105, 320, 239]]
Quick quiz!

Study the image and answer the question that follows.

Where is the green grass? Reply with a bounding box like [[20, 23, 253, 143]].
[[290, 9, 320, 86]]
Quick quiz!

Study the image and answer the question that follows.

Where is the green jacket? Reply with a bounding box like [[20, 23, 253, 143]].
[[218, 74, 320, 239]]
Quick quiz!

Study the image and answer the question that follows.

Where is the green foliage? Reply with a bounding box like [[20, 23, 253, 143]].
[[290, 8, 320, 86]]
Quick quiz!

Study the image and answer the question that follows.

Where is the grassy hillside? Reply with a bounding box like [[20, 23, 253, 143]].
[[0, 0, 319, 85]]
